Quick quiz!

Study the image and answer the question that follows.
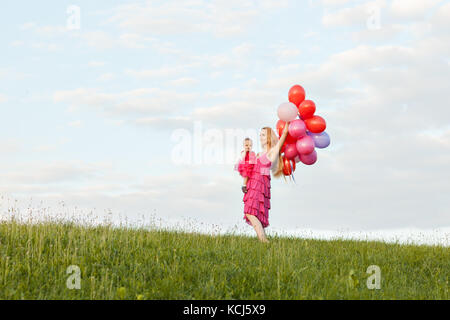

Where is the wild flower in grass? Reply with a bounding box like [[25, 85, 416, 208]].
[[116, 287, 126, 300], [347, 269, 359, 289]]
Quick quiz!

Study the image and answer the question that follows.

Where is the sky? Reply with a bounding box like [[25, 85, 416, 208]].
[[1, 0, 449, 244]]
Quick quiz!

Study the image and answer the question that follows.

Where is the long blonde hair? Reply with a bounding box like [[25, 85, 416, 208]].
[[262, 127, 284, 178]]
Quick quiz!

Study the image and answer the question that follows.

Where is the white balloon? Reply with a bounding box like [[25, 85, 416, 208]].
[[277, 102, 298, 122]]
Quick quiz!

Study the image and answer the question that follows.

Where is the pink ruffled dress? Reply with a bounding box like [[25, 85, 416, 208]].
[[242, 152, 272, 228], [235, 151, 256, 177]]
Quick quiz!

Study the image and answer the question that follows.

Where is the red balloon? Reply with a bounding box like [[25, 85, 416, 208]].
[[280, 134, 296, 151], [298, 100, 316, 119], [284, 143, 298, 160], [305, 115, 326, 133], [282, 156, 296, 176], [285, 133, 297, 144], [276, 120, 286, 137], [288, 85, 306, 107]]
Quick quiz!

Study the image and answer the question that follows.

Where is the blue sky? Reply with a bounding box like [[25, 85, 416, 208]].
[[1, 0, 450, 242]]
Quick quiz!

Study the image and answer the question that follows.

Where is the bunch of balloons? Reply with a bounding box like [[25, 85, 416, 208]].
[[276, 84, 330, 177]]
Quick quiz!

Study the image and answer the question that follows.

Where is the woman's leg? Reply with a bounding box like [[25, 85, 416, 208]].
[[245, 214, 269, 243]]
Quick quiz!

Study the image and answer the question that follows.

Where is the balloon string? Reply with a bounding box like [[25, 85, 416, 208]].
[[290, 162, 296, 184]]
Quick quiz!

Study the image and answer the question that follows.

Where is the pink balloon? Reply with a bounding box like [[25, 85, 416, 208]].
[[300, 150, 317, 165], [277, 102, 298, 122], [284, 143, 298, 160], [288, 119, 306, 139], [296, 136, 315, 155], [294, 155, 300, 163]]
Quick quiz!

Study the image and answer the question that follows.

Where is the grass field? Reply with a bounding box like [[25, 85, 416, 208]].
[[0, 220, 448, 300]]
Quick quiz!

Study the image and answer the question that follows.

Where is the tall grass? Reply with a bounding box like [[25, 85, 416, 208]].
[[0, 219, 448, 300]]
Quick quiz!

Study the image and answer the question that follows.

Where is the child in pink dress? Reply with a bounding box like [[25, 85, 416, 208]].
[[235, 138, 256, 193]]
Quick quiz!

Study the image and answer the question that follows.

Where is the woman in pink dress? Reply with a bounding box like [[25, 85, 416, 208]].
[[241, 123, 289, 243]]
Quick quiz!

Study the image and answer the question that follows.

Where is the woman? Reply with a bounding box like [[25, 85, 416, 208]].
[[242, 123, 289, 243]]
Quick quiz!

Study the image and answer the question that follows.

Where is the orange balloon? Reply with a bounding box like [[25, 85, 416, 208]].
[[276, 120, 286, 137], [288, 85, 306, 107], [298, 100, 316, 119], [305, 115, 326, 133]]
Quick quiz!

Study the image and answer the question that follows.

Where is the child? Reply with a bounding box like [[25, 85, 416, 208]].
[[235, 138, 256, 193]]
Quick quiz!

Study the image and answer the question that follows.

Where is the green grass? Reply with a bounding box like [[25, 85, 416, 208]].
[[0, 220, 448, 300]]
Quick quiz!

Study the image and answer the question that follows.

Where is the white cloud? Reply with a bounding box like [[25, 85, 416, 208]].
[[124, 65, 189, 79], [190, 87, 280, 128], [0, 161, 101, 185], [193, 43, 255, 70], [390, 0, 443, 20], [10, 40, 24, 47], [21, 21, 154, 50], [88, 61, 107, 67], [123, 42, 253, 78], [0, 160, 137, 202], [117, 33, 154, 48], [32, 25, 67, 37], [270, 42, 301, 62], [53, 87, 199, 116], [231, 43, 253, 56], [134, 116, 193, 130], [169, 77, 199, 87], [68, 120, 83, 128], [0, 139, 20, 154], [322, 0, 387, 27], [74, 31, 121, 49], [107, 0, 290, 37], [97, 73, 115, 82], [20, 22, 36, 30], [432, 2, 450, 30], [0, 94, 8, 104], [351, 23, 406, 42], [321, 0, 351, 7], [32, 145, 57, 152], [210, 71, 222, 79], [31, 42, 62, 52], [0, 68, 32, 80], [303, 30, 319, 38]]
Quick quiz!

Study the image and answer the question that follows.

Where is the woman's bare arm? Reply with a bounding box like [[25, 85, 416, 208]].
[[267, 122, 289, 162]]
